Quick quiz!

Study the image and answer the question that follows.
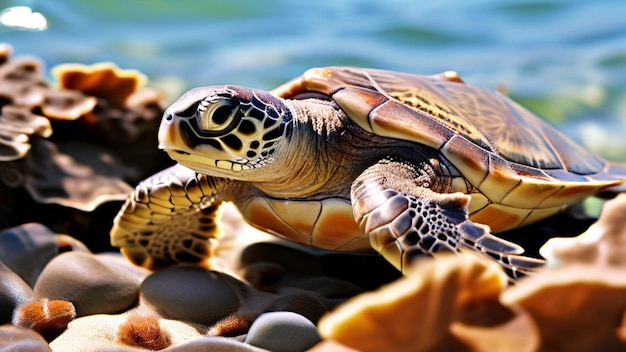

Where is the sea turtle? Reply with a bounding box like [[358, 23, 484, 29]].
[[110, 67, 626, 278]]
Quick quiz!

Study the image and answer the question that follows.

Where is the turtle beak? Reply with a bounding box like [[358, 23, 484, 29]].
[[158, 112, 182, 151]]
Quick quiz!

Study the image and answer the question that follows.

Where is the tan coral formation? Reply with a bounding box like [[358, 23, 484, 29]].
[[0, 105, 51, 162], [52, 62, 146, 108], [315, 194, 626, 352], [317, 253, 511, 352], [540, 193, 626, 267]]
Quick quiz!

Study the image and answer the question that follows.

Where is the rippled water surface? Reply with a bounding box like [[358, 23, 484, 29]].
[[3, 0, 626, 158]]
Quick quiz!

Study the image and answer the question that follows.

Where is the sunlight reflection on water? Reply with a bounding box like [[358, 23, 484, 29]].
[[0, 6, 47, 30]]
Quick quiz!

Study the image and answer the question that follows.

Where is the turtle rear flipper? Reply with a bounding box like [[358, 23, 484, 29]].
[[110, 164, 225, 270], [351, 159, 544, 278]]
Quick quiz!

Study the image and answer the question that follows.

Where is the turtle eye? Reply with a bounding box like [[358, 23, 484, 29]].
[[198, 98, 240, 132]]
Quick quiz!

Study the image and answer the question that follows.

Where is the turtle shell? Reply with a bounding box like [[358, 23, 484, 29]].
[[272, 67, 626, 232]]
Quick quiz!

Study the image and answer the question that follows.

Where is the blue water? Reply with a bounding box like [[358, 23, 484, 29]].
[[2, 0, 626, 157]]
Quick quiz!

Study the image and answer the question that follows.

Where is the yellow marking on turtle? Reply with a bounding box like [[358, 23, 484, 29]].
[[148, 204, 174, 216], [518, 206, 564, 228], [467, 193, 489, 214], [468, 203, 529, 233], [261, 199, 322, 239], [311, 199, 367, 250], [500, 179, 563, 209], [449, 176, 469, 193], [539, 182, 612, 208], [240, 197, 366, 251], [183, 182, 204, 203], [171, 195, 193, 208], [479, 154, 522, 203], [149, 195, 174, 210], [240, 198, 310, 245]]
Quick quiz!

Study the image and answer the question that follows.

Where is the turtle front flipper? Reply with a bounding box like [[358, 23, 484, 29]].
[[110, 164, 233, 270], [351, 159, 545, 279]]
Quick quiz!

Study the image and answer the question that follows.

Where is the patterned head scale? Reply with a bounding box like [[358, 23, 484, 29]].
[[159, 85, 292, 175]]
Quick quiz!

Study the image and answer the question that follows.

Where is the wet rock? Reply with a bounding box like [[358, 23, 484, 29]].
[[245, 311, 321, 352], [0, 223, 88, 286], [240, 242, 400, 291], [265, 290, 334, 324], [165, 337, 265, 352], [0, 325, 52, 352], [0, 260, 36, 324], [34, 252, 149, 316], [140, 266, 240, 325], [278, 276, 364, 299]]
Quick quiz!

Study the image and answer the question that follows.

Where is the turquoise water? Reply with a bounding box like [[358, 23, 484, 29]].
[[3, 0, 626, 157]]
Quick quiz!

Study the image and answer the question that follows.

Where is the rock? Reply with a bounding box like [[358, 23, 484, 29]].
[[245, 311, 321, 352], [140, 266, 240, 325], [34, 252, 149, 316], [265, 290, 334, 324], [166, 336, 266, 351], [278, 276, 364, 299], [0, 325, 52, 352], [0, 223, 88, 286], [240, 242, 400, 290], [0, 260, 36, 324]]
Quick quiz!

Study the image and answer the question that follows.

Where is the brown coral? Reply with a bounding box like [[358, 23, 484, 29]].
[[12, 298, 76, 341], [499, 193, 626, 351], [0, 45, 170, 240], [317, 253, 510, 352], [502, 265, 626, 351], [116, 312, 171, 350], [52, 62, 146, 108], [0, 105, 51, 161], [540, 193, 626, 267]]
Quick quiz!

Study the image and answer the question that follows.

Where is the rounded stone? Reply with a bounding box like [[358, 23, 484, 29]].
[[245, 311, 321, 352], [166, 336, 265, 352], [0, 223, 65, 286], [0, 325, 51, 352], [33, 252, 148, 317], [265, 291, 332, 324], [140, 266, 240, 325], [0, 261, 36, 324]]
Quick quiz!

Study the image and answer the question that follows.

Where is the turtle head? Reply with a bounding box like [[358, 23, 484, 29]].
[[159, 85, 293, 178]]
